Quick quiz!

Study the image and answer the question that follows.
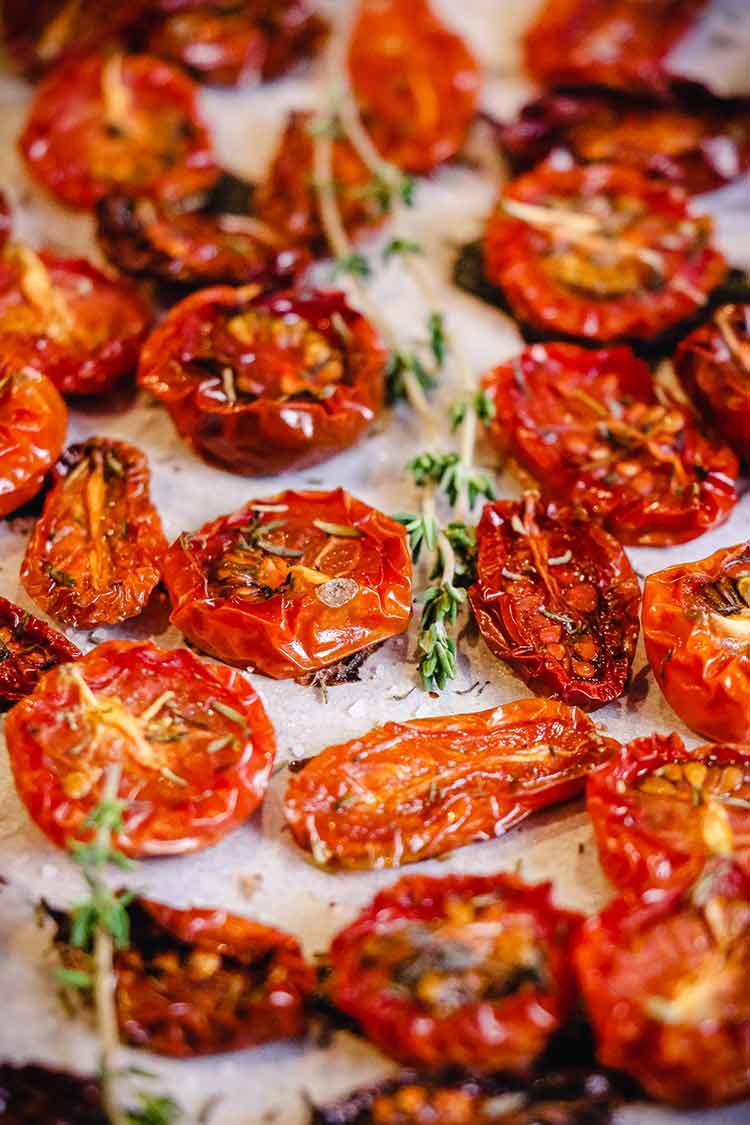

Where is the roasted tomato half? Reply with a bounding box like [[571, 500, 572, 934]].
[[21, 438, 167, 629], [162, 488, 412, 678], [4, 639, 276, 857], [285, 697, 617, 869], [0, 189, 11, 249], [328, 873, 581, 1074], [468, 495, 640, 709], [347, 0, 480, 175], [643, 541, 750, 742], [588, 733, 750, 897], [19, 53, 217, 210], [0, 244, 151, 397], [138, 287, 385, 475], [575, 862, 750, 1106], [0, 1063, 105, 1124], [0, 363, 66, 518], [482, 343, 738, 547], [0, 596, 79, 707], [483, 162, 727, 345], [524, 0, 706, 96], [675, 305, 750, 462], [1, 0, 148, 75]]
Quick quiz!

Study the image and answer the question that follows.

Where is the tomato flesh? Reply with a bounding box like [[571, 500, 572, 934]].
[[0, 596, 80, 706], [0, 364, 67, 518]]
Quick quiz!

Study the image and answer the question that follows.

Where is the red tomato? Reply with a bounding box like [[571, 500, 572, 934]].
[[162, 488, 412, 678], [575, 862, 750, 1106], [675, 305, 750, 463], [138, 287, 385, 475], [468, 495, 640, 709], [328, 873, 582, 1074], [0, 596, 79, 707], [4, 639, 276, 857], [643, 541, 750, 742], [348, 0, 480, 175], [0, 363, 67, 518], [481, 343, 738, 547], [2, 0, 148, 74], [21, 438, 167, 629], [483, 162, 727, 345], [285, 697, 618, 869], [19, 53, 217, 210], [0, 244, 151, 397]]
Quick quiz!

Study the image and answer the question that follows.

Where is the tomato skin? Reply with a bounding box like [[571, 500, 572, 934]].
[[4, 639, 276, 857], [2, 0, 149, 75], [482, 343, 738, 547], [484, 162, 727, 345], [0, 596, 80, 706], [348, 0, 479, 175], [328, 873, 582, 1074], [162, 488, 412, 678], [138, 287, 385, 475], [285, 697, 617, 869], [0, 1063, 106, 1123], [21, 438, 167, 629], [643, 542, 750, 743], [468, 496, 640, 710], [19, 53, 217, 211], [0, 364, 67, 518]]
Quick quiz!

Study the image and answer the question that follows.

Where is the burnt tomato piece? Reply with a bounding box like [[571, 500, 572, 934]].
[[4, 639, 276, 857], [1, 0, 148, 75], [0, 364, 66, 518], [481, 343, 738, 546], [0, 1063, 105, 1124], [21, 438, 167, 629], [0, 596, 79, 706], [19, 53, 217, 210]]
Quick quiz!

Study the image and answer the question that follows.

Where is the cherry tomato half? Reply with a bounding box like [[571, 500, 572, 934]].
[[481, 343, 738, 547], [643, 541, 750, 742], [1, 0, 148, 75], [21, 438, 167, 629], [138, 287, 385, 475], [483, 162, 727, 345], [19, 53, 217, 210], [0, 189, 11, 249], [0, 363, 66, 518], [285, 696, 617, 869], [0, 596, 80, 707], [468, 495, 640, 709], [328, 872, 582, 1074], [162, 488, 412, 678], [0, 1063, 105, 1124], [5, 639, 276, 857]]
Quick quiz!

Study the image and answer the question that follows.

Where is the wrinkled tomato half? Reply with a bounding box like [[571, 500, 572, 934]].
[[483, 162, 727, 345], [575, 862, 750, 1106], [328, 872, 581, 1074], [481, 343, 738, 546], [162, 488, 412, 678], [675, 305, 750, 462], [347, 0, 479, 175], [138, 287, 385, 475], [0, 189, 11, 249], [468, 495, 640, 709], [0, 244, 151, 397], [19, 53, 217, 210], [588, 732, 750, 896], [524, 0, 707, 96], [285, 696, 617, 869], [0, 596, 79, 707], [1, 0, 148, 75], [5, 639, 276, 857], [643, 540, 750, 742], [0, 1063, 105, 1124], [0, 364, 66, 518], [21, 438, 167, 629]]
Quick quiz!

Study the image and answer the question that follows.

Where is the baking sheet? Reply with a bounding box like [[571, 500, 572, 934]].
[[0, 2, 749, 1121]]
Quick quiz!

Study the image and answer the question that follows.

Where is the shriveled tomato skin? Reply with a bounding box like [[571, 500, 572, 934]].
[[0, 596, 80, 707], [2, 0, 149, 75], [329, 872, 582, 1074], [469, 497, 640, 709], [348, 0, 479, 175], [0, 364, 67, 518], [4, 639, 276, 857], [138, 287, 385, 475], [19, 54, 217, 210], [21, 438, 167, 629], [285, 697, 617, 869], [0, 190, 11, 249], [162, 488, 412, 678], [482, 343, 738, 547], [0, 1063, 106, 1123]]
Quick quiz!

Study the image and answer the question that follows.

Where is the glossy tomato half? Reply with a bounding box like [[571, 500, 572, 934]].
[[484, 162, 727, 345], [481, 343, 738, 546], [5, 639, 276, 857], [0, 363, 66, 518], [0, 596, 79, 707], [643, 541, 750, 742], [163, 488, 412, 678]]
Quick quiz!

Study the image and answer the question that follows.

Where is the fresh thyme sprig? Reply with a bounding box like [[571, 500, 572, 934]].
[[408, 450, 495, 511]]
